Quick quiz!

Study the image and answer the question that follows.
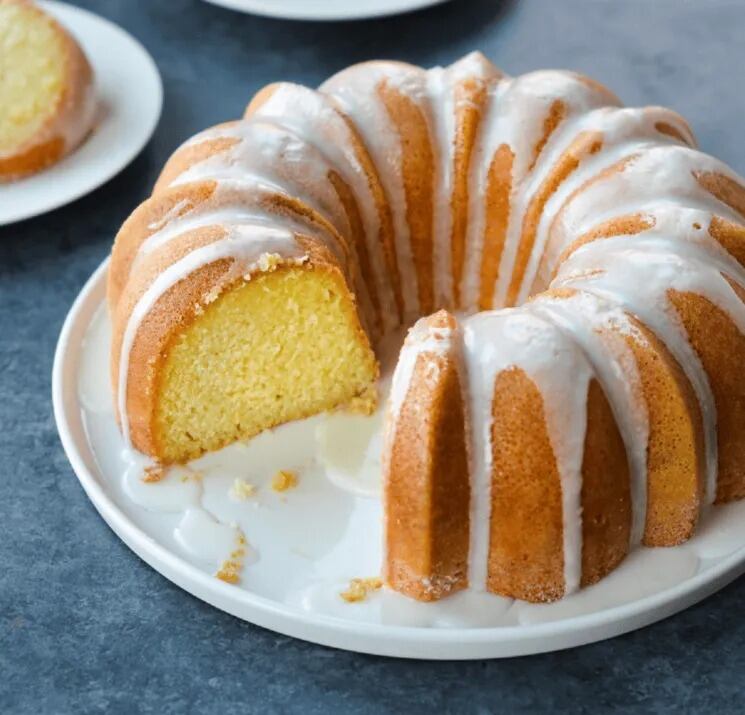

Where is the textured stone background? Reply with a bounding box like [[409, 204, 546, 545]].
[[2, 0, 745, 712]]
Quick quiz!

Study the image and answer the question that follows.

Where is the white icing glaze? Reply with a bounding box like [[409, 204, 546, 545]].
[[136, 180, 349, 272], [122, 453, 202, 513], [463, 310, 590, 595], [170, 121, 354, 243], [321, 61, 427, 322], [555, 234, 745, 506], [386, 316, 458, 424], [247, 82, 399, 332], [467, 69, 620, 311], [315, 410, 384, 498], [426, 52, 501, 309], [521, 105, 694, 301], [531, 291, 650, 545], [425, 64, 456, 309], [174, 507, 243, 567], [545, 145, 745, 267]]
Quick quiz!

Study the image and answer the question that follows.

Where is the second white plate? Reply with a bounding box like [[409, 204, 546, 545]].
[[0, 2, 162, 226], [202, 0, 449, 21]]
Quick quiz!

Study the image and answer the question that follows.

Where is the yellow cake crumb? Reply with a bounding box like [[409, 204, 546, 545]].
[[339, 577, 383, 603], [256, 252, 283, 273], [271, 469, 298, 492], [215, 565, 240, 585], [141, 465, 166, 483], [344, 385, 378, 416], [215, 533, 249, 585], [230, 478, 257, 500]]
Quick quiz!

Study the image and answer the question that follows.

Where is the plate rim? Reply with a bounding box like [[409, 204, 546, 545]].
[[53, 258, 745, 659], [0, 1, 163, 226], [201, 0, 449, 21]]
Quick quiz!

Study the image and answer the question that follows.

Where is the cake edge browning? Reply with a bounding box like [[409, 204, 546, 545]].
[[487, 366, 566, 602], [384, 311, 470, 601]]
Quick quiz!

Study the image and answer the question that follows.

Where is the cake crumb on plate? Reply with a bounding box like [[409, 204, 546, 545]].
[[141, 465, 166, 483], [215, 533, 249, 585], [230, 478, 257, 500], [340, 577, 383, 603], [271, 469, 298, 492]]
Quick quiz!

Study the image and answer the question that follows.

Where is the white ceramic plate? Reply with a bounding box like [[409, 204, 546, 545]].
[[202, 0, 449, 21], [0, 2, 162, 226], [53, 259, 745, 659]]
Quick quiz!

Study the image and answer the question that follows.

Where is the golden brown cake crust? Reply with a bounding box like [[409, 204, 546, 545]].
[[669, 281, 745, 503], [450, 74, 493, 307], [578, 380, 631, 587], [625, 321, 706, 546], [507, 131, 604, 306], [378, 80, 436, 315], [385, 312, 470, 601], [488, 367, 565, 602], [478, 145, 514, 310]]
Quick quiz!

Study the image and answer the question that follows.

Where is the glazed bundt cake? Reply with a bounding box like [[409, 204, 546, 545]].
[[0, 0, 95, 182], [109, 52, 745, 603]]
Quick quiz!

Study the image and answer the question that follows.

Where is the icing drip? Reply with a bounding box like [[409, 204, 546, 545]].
[[136, 180, 347, 268], [321, 61, 426, 323], [556, 236, 745, 506], [546, 146, 745, 262], [386, 318, 457, 424], [463, 311, 590, 596], [425, 52, 500, 308], [531, 292, 650, 545], [424, 65, 455, 308], [479, 71, 620, 310], [169, 121, 354, 242], [247, 83, 399, 332], [522, 105, 694, 301]]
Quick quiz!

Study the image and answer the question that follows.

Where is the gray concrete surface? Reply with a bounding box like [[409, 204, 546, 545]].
[[2, 0, 745, 712]]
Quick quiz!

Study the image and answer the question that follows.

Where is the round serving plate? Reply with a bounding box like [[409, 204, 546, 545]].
[[53, 259, 745, 659], [0, 2, 162, 226], [201, 0, 449, 21]]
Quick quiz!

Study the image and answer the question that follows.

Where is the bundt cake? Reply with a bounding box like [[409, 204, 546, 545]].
[[0, 0, 95, 182], [108, 52, 745, 603]]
